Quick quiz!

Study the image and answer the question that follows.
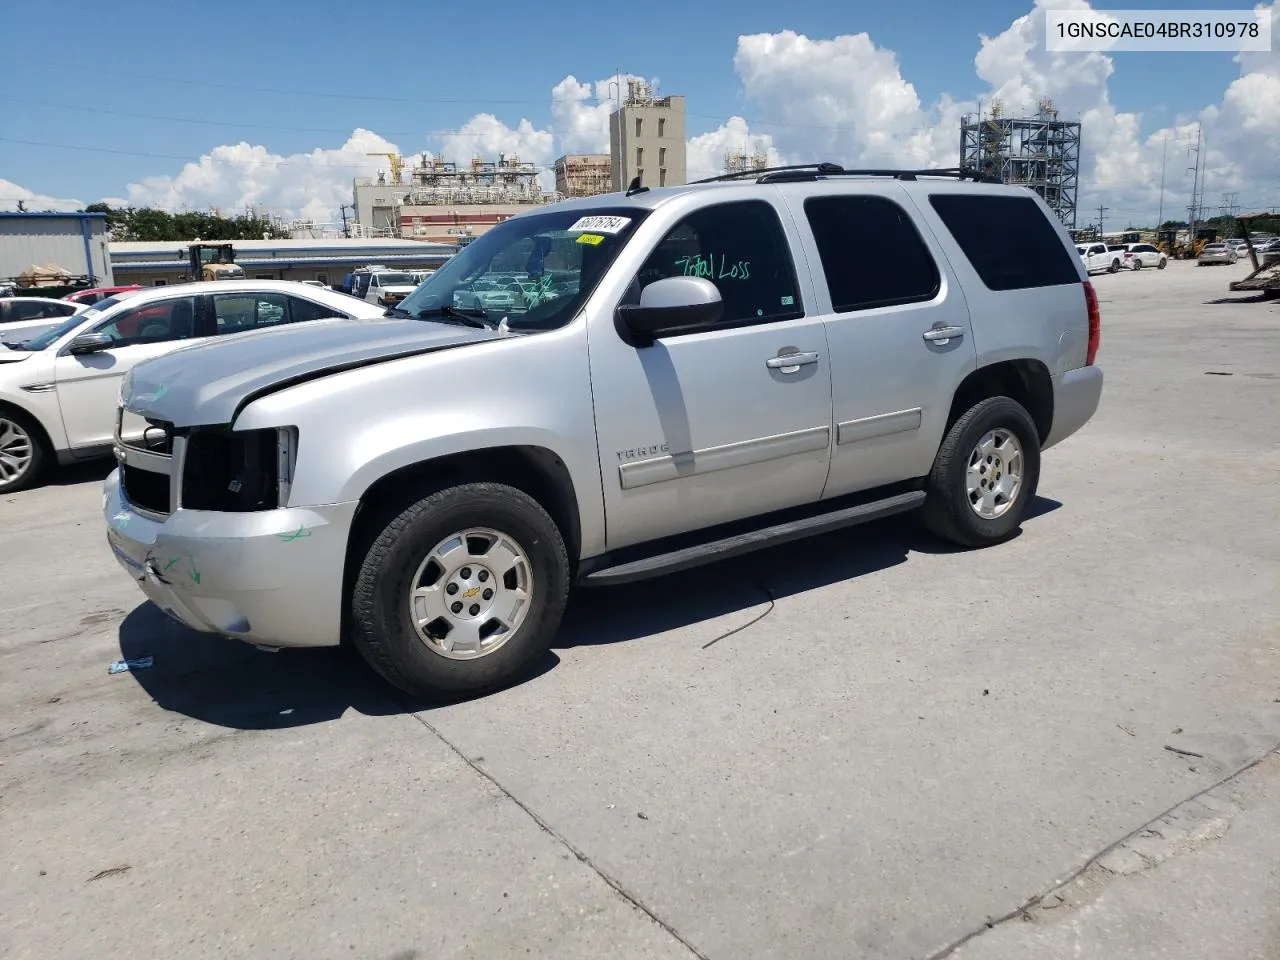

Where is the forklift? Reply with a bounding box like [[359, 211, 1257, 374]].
[[1156, 227, 1217, 260], [183, 241, 245, 281]]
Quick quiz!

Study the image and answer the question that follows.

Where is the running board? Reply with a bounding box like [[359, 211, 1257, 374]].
[[580, 489, 926, 587]]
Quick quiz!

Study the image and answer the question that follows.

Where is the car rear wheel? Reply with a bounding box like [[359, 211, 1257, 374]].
[[1132, 257, 1142, 270], [1158, 257, 1167, 269], [0, 407, 47, 494], [350, 482, 570, 699], [1108, 259, 1120, 273], [922, 396, 1041, 549]]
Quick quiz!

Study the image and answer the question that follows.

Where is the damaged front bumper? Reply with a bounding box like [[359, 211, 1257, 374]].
[[103, 468, 357, 648]]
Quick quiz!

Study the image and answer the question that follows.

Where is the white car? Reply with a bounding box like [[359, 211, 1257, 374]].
[[0, 296, 87, 345], [363, 271, 420, 307], [1076, 242, 1123, 275], [0, 280, 388, 493], [1122, 242, 1168, 270]]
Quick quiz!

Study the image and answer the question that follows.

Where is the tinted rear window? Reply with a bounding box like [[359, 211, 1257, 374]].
[[803, 195, 940, 312], [928, 194, 1080, 291]]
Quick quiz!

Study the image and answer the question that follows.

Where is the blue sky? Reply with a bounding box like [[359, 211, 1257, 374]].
[[1, 0, 1271, 225]]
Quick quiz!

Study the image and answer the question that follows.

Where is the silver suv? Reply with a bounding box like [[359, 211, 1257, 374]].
[[103, 164, 1104, 698]]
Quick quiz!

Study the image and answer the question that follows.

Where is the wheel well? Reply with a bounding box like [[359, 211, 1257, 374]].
[[341, 445, 582, 637], [0, 400, 54, 456], [947, 360, 1054, 443]]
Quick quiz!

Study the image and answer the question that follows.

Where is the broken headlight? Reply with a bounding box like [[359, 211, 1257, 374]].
[[181, 426, 296, 512]]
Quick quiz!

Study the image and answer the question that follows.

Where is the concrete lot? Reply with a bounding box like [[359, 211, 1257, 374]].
[[2, 259, 1278, 960]]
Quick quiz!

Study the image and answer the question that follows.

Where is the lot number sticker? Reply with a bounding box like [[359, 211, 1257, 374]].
[[576, 233, 605, 246], [567, 215, 631, 234]]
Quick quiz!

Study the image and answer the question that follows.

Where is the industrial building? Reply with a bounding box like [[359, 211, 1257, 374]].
[[959, 98, 1081, 229], [0, 211, 113, 288], [350, 84, 690, 237], [109, 237, 454, 287], [393, 154, 560, 243], [609, 80, 687, 191], [724, 151, 770, 176], [554, 154, 612, 199], [352, 150, 418, 237]]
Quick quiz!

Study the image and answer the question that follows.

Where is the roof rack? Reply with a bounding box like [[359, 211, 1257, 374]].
[[691, 162, 1000, 186], [692, 162, 844, 184]]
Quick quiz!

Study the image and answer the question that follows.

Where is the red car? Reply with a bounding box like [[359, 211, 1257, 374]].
[[63, 285, 143, 306]]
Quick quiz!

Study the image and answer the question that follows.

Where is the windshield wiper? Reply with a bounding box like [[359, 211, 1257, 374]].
[[414, 305, 492, 329], [383, 306, 413, 319]]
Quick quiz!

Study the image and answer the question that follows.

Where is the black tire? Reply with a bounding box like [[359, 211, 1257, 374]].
[[350, 482, 570, 698], [1108, 259, 1120, 273], [1158, 258, 1167, 270], [921, 396, 1041, 549], [0, 406, 48, 495], [1132, 258, 1142, 270]]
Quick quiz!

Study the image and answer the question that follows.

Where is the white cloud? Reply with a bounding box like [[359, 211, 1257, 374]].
[[120, 129, 399, 224], [733, 30, 964, 170], [37, 1, 1280, 227], [0, 178, 83, 212], [686, 117, 781, 181], [431, 114, 555, 168], [727, 0, 1278, 228]]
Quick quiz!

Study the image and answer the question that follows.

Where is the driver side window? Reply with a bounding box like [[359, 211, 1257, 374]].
[[95, 296, 201, 347], [634, 200, 804, 327]]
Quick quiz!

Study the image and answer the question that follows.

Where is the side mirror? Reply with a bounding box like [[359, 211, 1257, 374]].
[[615, 276, 723, 348], [68, 331, 114, 355]]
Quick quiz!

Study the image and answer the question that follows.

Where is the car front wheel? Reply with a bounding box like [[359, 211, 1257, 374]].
[[350, 482, 570, 699], [1158, 257, 1167, 269], [922, 396, 1042, 549], [0, 407, 47, 494]]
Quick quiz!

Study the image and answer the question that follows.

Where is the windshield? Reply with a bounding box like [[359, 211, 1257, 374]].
[[375, 273, 416, 285], [9, 296, 124, 351], [397, 206, 649, 332]]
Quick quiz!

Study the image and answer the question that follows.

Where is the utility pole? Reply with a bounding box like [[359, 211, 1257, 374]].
[[1157, 135, 1168, 228], [1186, 122, 1202, 239], [1097, 203, 1110, 236], [339, 203, 353, 239]]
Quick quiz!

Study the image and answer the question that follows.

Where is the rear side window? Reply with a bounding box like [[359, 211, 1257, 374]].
[[929, 194, 1080, 291], [803, 195, 940, 312], [289, 297, 346, 324]]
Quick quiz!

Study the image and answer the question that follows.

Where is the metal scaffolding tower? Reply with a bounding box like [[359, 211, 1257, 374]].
[[724, 150, 769, 175], [959, 98, 1082, 229]]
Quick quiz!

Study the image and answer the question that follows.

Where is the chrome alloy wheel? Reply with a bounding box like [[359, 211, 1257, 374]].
[[409, 527, 534, 660], [0, 415, 34, 486], [965, 427, 1024, 520]]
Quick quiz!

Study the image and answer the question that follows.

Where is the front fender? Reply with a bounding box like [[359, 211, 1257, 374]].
[[0, 356, 68, 452], [233, 324, 607, 557]]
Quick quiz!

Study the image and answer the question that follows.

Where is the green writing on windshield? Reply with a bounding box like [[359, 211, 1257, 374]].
[[674, 254, 751, 281]]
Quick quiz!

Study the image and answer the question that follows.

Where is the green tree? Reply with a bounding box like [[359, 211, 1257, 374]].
[[80, 204, 292, 241]]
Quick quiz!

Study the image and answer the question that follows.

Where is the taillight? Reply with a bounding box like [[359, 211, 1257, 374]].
[[1083, 281, 1101, 366]]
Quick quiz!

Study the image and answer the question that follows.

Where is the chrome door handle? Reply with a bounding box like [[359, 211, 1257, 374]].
[[922, 325, 965, 343], [766, 351, 819, 371]]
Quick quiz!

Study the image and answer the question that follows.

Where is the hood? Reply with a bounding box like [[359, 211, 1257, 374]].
[[123, 316, 501, 427], [0, 344, 32, 365]]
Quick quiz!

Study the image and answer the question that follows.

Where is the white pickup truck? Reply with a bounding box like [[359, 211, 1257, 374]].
[[1075, 242, 1123, 275]]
